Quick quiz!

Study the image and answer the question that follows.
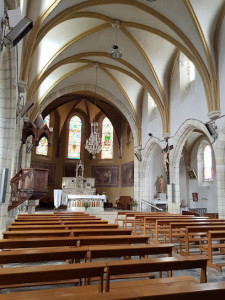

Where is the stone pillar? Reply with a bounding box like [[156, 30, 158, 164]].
[[213, 129, 225, 219], [0, 46, 18, 228]]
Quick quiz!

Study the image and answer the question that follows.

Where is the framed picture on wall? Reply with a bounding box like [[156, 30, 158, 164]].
[[192, 192, 198, 202], [92, 165, 119, 187], [121, 161, 134, 187]]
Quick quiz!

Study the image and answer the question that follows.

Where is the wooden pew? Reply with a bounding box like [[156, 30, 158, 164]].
[[105, 255, 208, 292], [0, 262, 105, 292], [63, 220, 108, 225], [66, 224, 118, 230], [180, 225, 225, 255], [2, 230, 72, 239], [143, 217, 210, 236], [0, 247, 89, 265], [2, 280, 225, 300], [14, 217, 102, 222], [167, 221, 225, 244], [7, 225, 68, 231], [88, 244, 173, 262], [79, 235, 149, 246], [200, 230, 225, 272], [10, 220, 109, 226], [0, 237, 79, 249], [72, 229, 132, 237], [7, 224, 118, 231], [10, 221, 63, 225]]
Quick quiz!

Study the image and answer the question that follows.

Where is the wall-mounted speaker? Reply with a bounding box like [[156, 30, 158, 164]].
[[205, 122, 217, 139], [3, 17, 33, 48]]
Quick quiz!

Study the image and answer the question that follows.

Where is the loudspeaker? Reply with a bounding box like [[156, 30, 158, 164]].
[[205, 122, 217, 139], [3, 17, 33, 48], [0, 168, 9, 203]]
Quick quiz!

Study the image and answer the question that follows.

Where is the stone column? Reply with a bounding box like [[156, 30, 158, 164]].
[[0, 46, 18, 228]]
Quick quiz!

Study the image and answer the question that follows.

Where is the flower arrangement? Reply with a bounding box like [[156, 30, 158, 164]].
[[82, 201, 89, 210]]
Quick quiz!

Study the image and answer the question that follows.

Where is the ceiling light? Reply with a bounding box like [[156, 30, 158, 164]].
[[111, 20, 122, 59], [111, 45, 122, 59]]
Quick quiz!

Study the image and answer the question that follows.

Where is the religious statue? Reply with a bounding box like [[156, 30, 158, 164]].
[[158, 175, 166, 194], [163, 149, 169, 175]]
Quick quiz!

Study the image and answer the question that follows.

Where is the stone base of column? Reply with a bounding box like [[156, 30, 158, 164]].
[[27, 200, 39, 214]]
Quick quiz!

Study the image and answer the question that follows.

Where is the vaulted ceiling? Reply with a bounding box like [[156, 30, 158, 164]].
[[20, 0, 225, 143]]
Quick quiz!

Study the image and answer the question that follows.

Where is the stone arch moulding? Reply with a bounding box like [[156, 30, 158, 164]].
[[33, 84, 139, 147], [140, 137, 165, 211], [168, 119, 214, 214]]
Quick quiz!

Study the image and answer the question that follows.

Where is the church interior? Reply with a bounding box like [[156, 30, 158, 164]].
[[1, 0, 225, 298]]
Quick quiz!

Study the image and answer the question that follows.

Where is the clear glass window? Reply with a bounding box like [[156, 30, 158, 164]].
[[203, 145, 213, 181]]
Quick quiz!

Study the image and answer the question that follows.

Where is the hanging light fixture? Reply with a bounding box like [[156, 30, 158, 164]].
[[111, 20, 122, 59], [85, 63, 102, 159]]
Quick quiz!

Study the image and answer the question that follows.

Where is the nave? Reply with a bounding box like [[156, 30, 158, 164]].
[[0, 211, 225, 299]]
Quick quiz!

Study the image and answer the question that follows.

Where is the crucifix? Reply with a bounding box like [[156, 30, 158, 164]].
[[162, 143, 173, 184]]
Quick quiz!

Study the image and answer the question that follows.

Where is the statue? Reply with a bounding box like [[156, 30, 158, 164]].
[[158, 175, 166, 193]]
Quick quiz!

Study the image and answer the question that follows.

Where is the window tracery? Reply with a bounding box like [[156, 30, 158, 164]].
[[36, 114, 50, 156]]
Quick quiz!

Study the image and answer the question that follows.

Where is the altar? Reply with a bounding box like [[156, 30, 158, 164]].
[[68, 194, 106, 211], [60, 160, 105, 211]]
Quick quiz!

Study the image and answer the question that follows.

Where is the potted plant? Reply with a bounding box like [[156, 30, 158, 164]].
[[83, 201, 89, 210], [132, 200, 138, 211]]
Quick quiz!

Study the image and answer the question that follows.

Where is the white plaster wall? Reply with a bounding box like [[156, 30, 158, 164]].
[[218, 18, 225, 115], [189, 140, 218, 213], [170, 60, 209, 135], [141, 92, 163, 149]]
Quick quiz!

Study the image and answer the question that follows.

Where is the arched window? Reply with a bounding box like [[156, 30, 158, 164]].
[[203, 145, 213, 181], [36, 137, 48, 156], [101, 117, 113, 159], [36, 114, 50, 156], [179, 53, 195, 89], [68, 116, 82, 159]]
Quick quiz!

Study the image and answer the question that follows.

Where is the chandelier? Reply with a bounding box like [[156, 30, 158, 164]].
[[85, 63, 102, 159]]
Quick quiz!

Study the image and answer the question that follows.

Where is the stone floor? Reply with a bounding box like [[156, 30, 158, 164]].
[[0, 208, 225, 294]]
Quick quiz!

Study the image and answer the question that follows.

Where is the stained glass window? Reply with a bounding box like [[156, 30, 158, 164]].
[[36, 115, 50, 156], [203, 145, 213, 181], [68, 116, 82, 159], [101, 117, 113, 159], [43, 114, 50, 127]]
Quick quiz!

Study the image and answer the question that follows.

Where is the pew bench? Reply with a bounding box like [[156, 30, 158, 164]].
[[0, 261, 105, 291], [2, 230, 73, 239], [71, 229, 132, 237], [7, 225, 68, 231], [2, 280, 225, 300], [78, 235, 149, 246], [0, 275, 198, 299], [179, 225, 225, 255], [105, 255, 208, 291], [0, 247, 89, 266], [200, 230, 225, 272]]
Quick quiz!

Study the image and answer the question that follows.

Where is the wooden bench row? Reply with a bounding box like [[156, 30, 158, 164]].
[[2, 279, 225, 300], [0, 243, 174, 265], [2, 229, 132, 239], [0, 255, 208, 292], [0, 235, 150, 249]]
